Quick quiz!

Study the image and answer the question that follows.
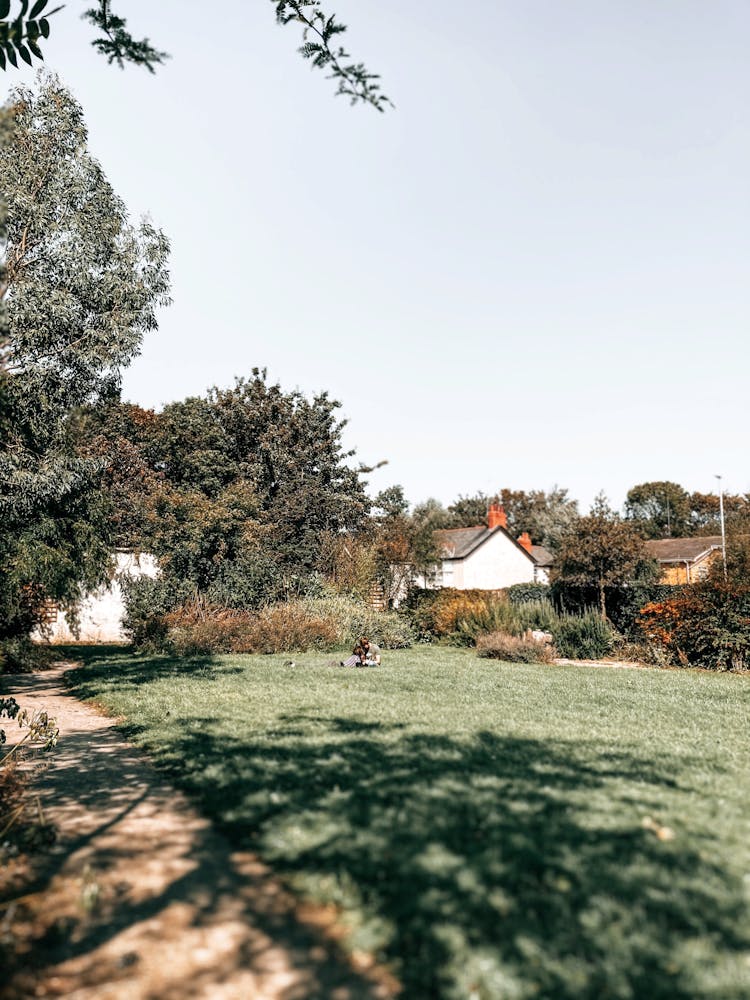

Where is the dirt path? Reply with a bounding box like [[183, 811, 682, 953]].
[[1, 665, 398, 1000]]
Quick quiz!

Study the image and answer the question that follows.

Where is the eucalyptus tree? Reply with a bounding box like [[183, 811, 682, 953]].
[[0, 75, 170, 642]]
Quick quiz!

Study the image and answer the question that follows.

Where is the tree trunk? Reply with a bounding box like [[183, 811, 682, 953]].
[[599, 578, 607, 619]]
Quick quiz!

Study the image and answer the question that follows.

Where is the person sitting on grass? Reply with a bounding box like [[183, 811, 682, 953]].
[[340, 636, 381, 668], [340, 642, 366, 668], [360, 637, 381, 666]]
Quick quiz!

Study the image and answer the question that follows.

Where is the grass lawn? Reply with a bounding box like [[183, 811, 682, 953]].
[[66, 646, 750, 999]]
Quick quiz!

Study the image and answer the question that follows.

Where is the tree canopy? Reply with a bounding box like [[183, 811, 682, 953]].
[[552, 494, 656, 618], [81, 371, 372, 610], [625, 481, 750, 539], [439, 487, 579, 550], [625, 481, 693, 539], [0, 75, 170, 641]]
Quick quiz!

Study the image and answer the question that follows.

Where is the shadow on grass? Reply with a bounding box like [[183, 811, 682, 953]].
[[3, 658, 392, 1000], [118, 733, 749, 996], [56, 643, 242, 691], [61, 650, 750, 998]]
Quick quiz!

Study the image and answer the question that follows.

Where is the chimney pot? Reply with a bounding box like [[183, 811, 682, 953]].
[[517, 531, 533, 553], [488, 503, 507, 530]]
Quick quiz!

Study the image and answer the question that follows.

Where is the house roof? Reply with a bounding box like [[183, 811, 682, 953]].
[[645, 536, 723, 565], [435, 526, 551, 565], [530, 545, 554, 567], [434, 526, 491, 559]]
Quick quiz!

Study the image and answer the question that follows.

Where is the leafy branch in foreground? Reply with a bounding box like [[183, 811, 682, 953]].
[[0, 698, 58, 764], [275, 0, 392, 111], [0, 0, 63, 71], [0, 0, 391, 110], [83, 0, 167, 73]]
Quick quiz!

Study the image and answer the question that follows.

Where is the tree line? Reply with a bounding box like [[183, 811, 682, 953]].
[[1, 77, 747, 662]]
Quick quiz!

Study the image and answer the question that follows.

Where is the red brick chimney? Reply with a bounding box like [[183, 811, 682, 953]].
[[517, 532, 533, 553], [487, 503, 507, 530]]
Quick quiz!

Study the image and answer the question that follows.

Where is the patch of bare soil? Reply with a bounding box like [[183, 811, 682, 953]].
[[553, 658, 653, 670], [0, 665, 399, 999]]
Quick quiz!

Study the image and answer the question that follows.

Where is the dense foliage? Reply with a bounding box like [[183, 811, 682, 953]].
[[122, 587, 414, 656], [83, 371, 372, 624], [404, 588, 615, 659], [407, 487, 579, 549], [639, 582, 750, 670], [625, 480, 750, 539], [0, 76, 169, 647], [552, 495, 657, 617]]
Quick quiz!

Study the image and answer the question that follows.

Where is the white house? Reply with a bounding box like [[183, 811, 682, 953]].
[[419, 503, 553, 591], [35, 551, 159, 644]]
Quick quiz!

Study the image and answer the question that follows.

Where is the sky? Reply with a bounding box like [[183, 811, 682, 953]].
[[4, 0, 749, 513]]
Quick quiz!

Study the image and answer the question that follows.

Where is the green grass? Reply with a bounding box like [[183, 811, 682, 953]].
[[67, 646, 750, 999]]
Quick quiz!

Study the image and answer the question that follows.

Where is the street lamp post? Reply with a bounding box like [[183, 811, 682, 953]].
[[715, 474, 727, 582]]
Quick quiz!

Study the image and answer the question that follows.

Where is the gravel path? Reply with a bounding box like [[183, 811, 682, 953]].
[[1, 665, 397, 1000]]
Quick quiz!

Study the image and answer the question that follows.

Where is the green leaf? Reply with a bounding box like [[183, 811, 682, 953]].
[[0, 46, 6, 70], [17, 41, 32, 65], [5, 42, 17, 67], [39, 16, 49, 37], [29, 0, 48, 16], [19, 0, 29, 16], [0, 1, 10, 19], [27, 35, 42, 60]]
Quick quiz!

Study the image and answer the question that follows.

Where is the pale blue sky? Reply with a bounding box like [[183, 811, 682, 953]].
[[5, 1, 749, 511]]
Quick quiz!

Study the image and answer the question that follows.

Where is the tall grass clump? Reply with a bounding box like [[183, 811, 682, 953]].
[[552, 610, 615, 660], [145, 593, 415, 656], [406, 589, 519, 644], [477, 631, 556, 664]]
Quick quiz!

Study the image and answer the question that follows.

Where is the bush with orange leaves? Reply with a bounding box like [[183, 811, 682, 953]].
[[638, 582, 750, 670], [407, 589, 518, 644]]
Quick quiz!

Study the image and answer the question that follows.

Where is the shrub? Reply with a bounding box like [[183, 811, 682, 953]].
[[477, 631, 556, 664], [403, 589, 615, 659], [506, 582, 551, 606], [235, 602, 339, 655], [551, 581, 680, 637], [638, 583, 750, 670], [0, 639, 53, 675], [158, 593, 415, 656], [404, 589, 518, 643], [121, 574, 194, 649], [551, 611, 615, 660], [450, 599, 521, 646], [299, 594, 415, 649], [514, 599, 560, 634], [163, 602, 255, 656], [612, 638, 673, 668]]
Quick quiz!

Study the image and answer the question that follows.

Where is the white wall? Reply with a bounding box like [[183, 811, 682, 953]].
[[414, 532, 537, 591], [36, 551, 160, 644], [459, 533, 536, 590]]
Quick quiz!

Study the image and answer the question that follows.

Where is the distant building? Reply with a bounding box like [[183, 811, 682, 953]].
[[644, 536, 723, 584], [35, 551, 159, 644], [419, 503, 553, 591]]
